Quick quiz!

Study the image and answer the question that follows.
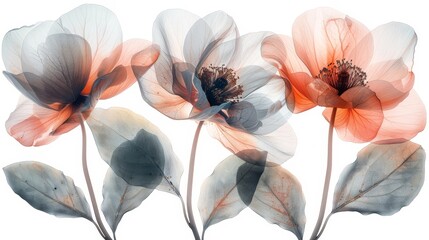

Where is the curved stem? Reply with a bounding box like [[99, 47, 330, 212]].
[[180, 194, 191, 225], [186, 121, 204, 240], [316, 213, 333, 239], [310, 107, 337, 240], [91, 219, 105, 238], [78, 114, 112, 240]]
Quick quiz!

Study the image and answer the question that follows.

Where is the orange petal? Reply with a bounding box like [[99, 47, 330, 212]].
[[367, 59, 414, 109], [262, 34, 351, 112], [261, 34, 316, 113], [323, 87, 383, 142], [206, 121, 296, 164], [307, 78, 350, 108], [372, 90, 426, 144], [292, 7, 371, 76], [262, 34, 310, 75], [94, 39, 159, 99], [286, 72, 317, 113], [6, 98, 73, 146], [368, 73, 414, 110], [131, 43, 161, 79]]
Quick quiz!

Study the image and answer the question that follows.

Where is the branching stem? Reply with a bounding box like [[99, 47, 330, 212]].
[[79, 114, 112, 240]]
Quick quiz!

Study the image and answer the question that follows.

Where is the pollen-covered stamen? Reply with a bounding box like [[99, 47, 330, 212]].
[[198, 64, 244, 106], [318, 59, 367, 95]]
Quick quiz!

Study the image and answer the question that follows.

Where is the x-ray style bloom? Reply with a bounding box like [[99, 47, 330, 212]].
[[262, 7, 426, 143], [2, 4, 159, 146], [136, 9, 296, 163]]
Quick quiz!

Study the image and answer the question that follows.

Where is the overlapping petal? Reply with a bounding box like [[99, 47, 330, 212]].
[[99, 39, 159, 99], [206, 121, 296, 164], [371, 90, 426, 144], [139, 9, 295, 163], [262, 7, 425, 143], [292, 7, 371, 76], [56, 4, 123, 93], [3, 4, 159, 146], [323, 87, 383, 142], [6, 98, 73, 146], [262, 35, 315, 113]]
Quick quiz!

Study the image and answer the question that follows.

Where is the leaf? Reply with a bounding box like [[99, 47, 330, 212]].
[[236, 150, 267, 205], [249, 165, 306, 240], [3, 161, 92, 220], [198, 149, 266, 237], [333, 141, 425, 215], [101, 168, 153, 233], [87, 107, 183, 195]]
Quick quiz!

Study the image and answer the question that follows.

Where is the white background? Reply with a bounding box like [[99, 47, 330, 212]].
[[0, 0, 427, 239]]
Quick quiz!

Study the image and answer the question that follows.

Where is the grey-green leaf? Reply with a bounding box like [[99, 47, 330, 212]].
[[249, 165, 306, 240], [87, 107, 183, 195], [333, 141, 425, 215], [3, 161, 92, 220], [198, 150, 266, 237], [236, 150, 267, 205], [101, 168, 153, 233]]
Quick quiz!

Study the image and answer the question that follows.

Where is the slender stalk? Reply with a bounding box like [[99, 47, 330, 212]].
[[78, 114, 112, 240], [179, 195, 191, 225], [316, 213, 333, 239], [186, 121, 204, 240], [310, 107, 337, 240], [91, 219, 105, 238]]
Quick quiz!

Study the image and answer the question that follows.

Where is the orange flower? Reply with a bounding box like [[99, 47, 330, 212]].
[[3, 4, 159, 146], [262, 7, 426, 143]]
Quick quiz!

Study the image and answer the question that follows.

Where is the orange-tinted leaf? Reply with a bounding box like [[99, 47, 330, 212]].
[[249, 165, 306, 240]]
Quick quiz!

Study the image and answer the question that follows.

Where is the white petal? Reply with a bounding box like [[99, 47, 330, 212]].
[[153, 9, 200, 62], [228, 32, 275, 70], [184, 11, 238, 69], [57, 4, 122, 78], [2, 24, 36, 74], [370, 22, 416, 69]]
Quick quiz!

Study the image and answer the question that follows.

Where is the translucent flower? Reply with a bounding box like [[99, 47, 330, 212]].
[[262, 7, 426, 143], [3, 4, 159, 146], [135, 9, 296, 163]]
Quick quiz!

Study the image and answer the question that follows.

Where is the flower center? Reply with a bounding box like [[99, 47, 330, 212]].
[[198, 64, 244, 106], [317, 59, 367, 95]]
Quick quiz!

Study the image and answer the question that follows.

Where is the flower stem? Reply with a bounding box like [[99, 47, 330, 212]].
[[310, 107, 337, 240], [316, 212, 333, 239], [78, 114, 112, 240], [186, 121, 204, 240]]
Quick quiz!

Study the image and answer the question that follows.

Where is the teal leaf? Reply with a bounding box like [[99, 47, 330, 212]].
[[333, 141, 425, 215], [198, 150, 266, 237], [101, 168, 153, 233], [87, 107, 183, 195], [3, 161, 92, 220], [249, 165, 306, 240], [236, 150, 267, 205], [110, 128, 165, 188]]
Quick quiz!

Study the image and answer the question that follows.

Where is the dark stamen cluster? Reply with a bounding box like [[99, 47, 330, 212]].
[[198, 64, 244, 106], [318, 59, 367, 95]]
